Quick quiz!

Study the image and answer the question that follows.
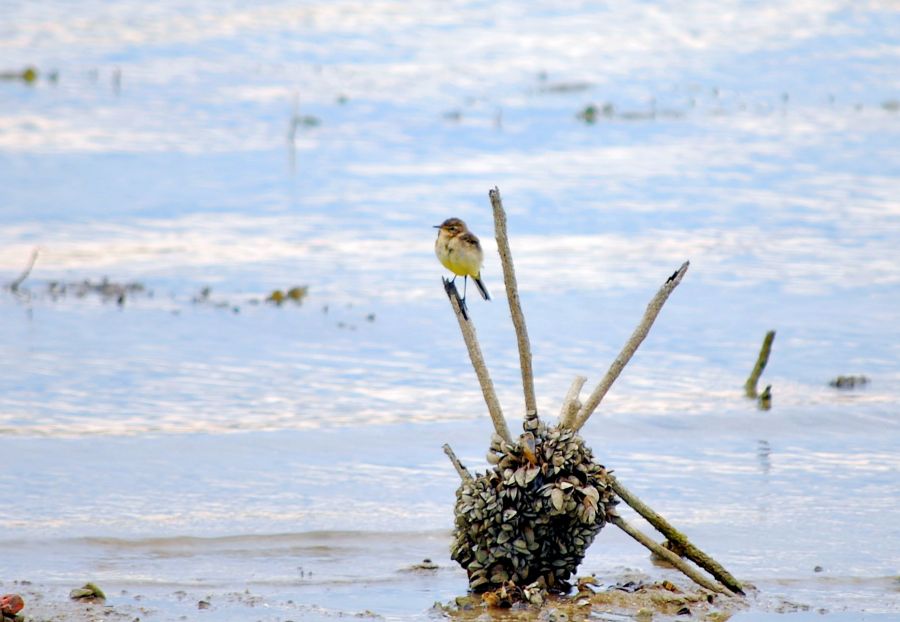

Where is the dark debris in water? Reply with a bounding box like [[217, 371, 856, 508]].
[[192, 284, 310, 313], [576, 103, 614, 124], [47, 278, 147, 306], [192, 286, 240, 313], [4, 249, 149, 307], [7, 272, 378, 327], [3, 250, 377, 326], [0, 66, 38, 84], [538, 81, 593, 94], [576, 101, 686, 124], [401, 558, 440, 573], [829, 375, 869, 389], [267, 286, 308, 306]]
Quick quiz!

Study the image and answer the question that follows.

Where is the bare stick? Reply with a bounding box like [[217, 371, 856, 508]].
[[9, 248, 38, 292], [443, 278, 512, 443], [489, 187, 537, 416], [443, 443, 473, 482], [572, 261, 689, 431], [608, 475, 744, 595], [558, 375, 587, 428], [608, 513, 732, 595], [744, 330, 775, 398]]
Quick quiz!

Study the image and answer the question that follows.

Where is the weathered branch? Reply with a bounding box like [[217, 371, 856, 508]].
[[558, 375, 587, 428], [744, 330, 775, 398], [9, 248, 38, 292], [608, 475, 744, 595], [608, 512, 732, 595], [443, 443, 473, 482], [489, 187, 537, 417], [572, 261, 689, 431], [443, 278, 512, 443]]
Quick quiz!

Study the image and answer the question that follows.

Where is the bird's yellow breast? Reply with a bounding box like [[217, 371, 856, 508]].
[[435, 236, 481, 277]]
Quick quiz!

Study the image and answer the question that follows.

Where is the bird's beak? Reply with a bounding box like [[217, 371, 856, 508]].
[[433, 225, 442, 229]]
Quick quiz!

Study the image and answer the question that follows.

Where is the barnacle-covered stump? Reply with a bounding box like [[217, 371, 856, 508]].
[[451, 411, 616, 594], [443, 188, 743, 602]]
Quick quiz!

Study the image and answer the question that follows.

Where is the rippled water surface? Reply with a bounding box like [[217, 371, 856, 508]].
[[1, 1, 899, 619]]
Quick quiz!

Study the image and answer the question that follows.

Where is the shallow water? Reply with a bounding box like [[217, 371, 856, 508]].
[[1, 1, 899, 619]]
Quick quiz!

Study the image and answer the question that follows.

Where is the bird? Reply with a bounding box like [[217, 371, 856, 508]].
[[434, 218, 491, 303]]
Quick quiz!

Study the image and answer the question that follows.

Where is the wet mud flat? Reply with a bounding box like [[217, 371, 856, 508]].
[[5, 565, 899, 622], [0, 577, 744, 622]]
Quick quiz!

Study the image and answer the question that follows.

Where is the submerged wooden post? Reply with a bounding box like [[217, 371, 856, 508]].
[[744, 330, 775, 398]]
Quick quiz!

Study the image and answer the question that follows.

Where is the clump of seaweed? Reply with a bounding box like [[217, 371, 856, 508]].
[[267, 286, 308, 305]]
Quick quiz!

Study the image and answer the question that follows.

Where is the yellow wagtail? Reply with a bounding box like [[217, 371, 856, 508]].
[[434, 218, 491, 302]]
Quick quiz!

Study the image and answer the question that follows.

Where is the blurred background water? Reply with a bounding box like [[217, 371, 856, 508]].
[[1, 1, 899, 619]]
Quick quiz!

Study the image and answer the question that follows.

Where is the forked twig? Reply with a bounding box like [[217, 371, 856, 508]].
[[570, 261, 689, 431], [489, 187, 537, 416], [443, 278, 512, 443], [557, 375, 587, 428]]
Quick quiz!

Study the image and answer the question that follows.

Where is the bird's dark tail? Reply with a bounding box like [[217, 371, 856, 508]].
[[473, 276, 491, 301]]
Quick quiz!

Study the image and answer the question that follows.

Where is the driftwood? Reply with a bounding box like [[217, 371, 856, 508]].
[[442, 187, 743, 598], [570, 260, 689, 432], [489, 188, 537, 416], [443, 278, 512, 443], [608, 475, 743, 595], [607, 512, 729, 595]]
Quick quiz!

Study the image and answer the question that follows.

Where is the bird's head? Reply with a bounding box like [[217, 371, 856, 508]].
[[434, 218, 467, 237]]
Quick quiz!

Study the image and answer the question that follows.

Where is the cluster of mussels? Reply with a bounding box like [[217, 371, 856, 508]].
[[451, 412, 616, 596]]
